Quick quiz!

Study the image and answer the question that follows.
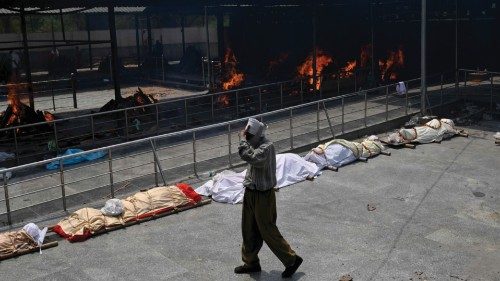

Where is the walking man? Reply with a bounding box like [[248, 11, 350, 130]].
[[234, 117, 303, 278]]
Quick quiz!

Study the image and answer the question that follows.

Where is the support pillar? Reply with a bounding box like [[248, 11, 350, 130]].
[[20, 7, 34, 108], [59, 9, 66, 42], [135, 14, 141, 65], [421, 0, 427, 114], [181, 14, 186, 55], [312, 3, 317, 95], [216, 11, 225, 61], [204, 6, 211, 88], [86, 15, 92, 69], [146, 12, 152, 55], [108, 6, 121, 100]]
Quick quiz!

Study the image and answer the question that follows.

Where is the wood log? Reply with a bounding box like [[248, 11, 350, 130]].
[[404, 143, 416, 149], [358, 157, 368, 162]]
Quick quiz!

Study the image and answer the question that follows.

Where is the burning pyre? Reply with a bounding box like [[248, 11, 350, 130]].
[[297, 49, 333, 90], [0, 82, 54, 135], [222, 48, 245, 91], [99, 87, 157, 113], [379, 46, 405, 81]]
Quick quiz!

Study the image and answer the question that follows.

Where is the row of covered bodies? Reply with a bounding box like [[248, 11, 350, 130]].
[[195, 118, 462, 204]]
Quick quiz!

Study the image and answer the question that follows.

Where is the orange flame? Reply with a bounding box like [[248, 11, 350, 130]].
[[222, 48, 245, 90], [379, 46, 405, 81], [340, 60, 357, 78], [297, 49, 333, 90]]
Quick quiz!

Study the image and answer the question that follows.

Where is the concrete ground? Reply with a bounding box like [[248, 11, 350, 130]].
[[0, 124, 498, 281]]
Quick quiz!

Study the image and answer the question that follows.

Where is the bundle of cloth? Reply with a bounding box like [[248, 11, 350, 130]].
[[53, 183, 201, 242], [195, 153, 320, 204], [385, 118, 463, 145], [303, 135, 388, 170], [0, 223, 48, 257]]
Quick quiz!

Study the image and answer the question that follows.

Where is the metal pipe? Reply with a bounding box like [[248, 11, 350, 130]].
[[322, 102, 335, 138], [146, 11, 152, 55], [108, 149, 114, 198], [59, 159, 67, 211], [51, 80, 56, 111], [227, 124, 232, 168], [405, 85, 409, 115], [13, 129, 19, 165], [280, 83, 283, 109], [259, 87, 262, 113], [155, 104, 160, 135], [181, 14, 186, 55], [312, 3, 317, 95], [421, 0, 427, 114], [211, 95, 215, 121], [3, 172, 12, 225], [236, 91, 239, 117], [316, 102, 320, 141], [91, 115, 95, 144], [385, 86, 389, 121], [59, 9, 66, 41], [289, 109, 293, 149], [491, 73, 494, 112], [184, 99, 189, 128], [71, 73, 77, 108], [161, 54, 165, 81], [441, 74, 444, 106], [364, 91, 368, 127], [53, 121, 59, 151], [86, 15, 93, 69], [300, 80, 304, 103], [124, 109, 129, 140], [150, 139, 167, 186], [341, 97, 345, 134], [108, 5, 121, 100], [135, 14, 141, 66], [20, 7, 34, 108], [455, 0, 458, 89], [204, 6, 211, 89], [192, 131, 198, 177]]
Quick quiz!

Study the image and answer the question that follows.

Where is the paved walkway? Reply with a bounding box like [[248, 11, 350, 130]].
[[0, 124, 499, 280]]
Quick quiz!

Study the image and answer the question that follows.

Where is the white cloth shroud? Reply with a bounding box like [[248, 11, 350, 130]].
[[304, 144, 357, 169], [195, 153, 320, 204]]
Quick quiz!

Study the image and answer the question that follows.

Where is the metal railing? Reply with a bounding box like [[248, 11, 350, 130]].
[[0, 71, 467, 225], [0, 76, 77, 112], [457, 69, 499, 112]]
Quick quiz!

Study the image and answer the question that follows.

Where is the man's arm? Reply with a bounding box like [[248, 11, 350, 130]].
[[238, 140, 269, 168]]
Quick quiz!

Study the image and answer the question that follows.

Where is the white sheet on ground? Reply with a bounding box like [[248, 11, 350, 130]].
[[304, 144, 357, 169], [195, 153, 320, 204]]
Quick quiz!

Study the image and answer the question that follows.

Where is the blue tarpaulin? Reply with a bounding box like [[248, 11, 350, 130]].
[[46, 148, 107, 170]]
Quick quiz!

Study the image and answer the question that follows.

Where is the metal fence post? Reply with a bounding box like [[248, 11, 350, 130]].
[[3, 172, 12, 225], [354, 71, 357, 92], [155, 103, 160, 135], [405, 86, 409, 115], [337, 72, 340, 94], [184, 99, 188, 128], [300, 79, 304, 103], [90, 115, 95, 144], [51, 80, 56, 111], [258, 87, 262, 113], [289, 108, 294, 149], [227, 124, 232, 168], [192, 131, 198, 177], [440, 74, 444, 106], [108, 148, 115, 197], [211, 95, 215, 121], [236, 91, 239, 117], [385, 86, 389, 121], [490, 73, 494, 112], [319, 76, 323, 100], [71, 73, 77, 108], [364, 91, 367, 127], [13, 128, 19, 165], [124, 109, 129, 140], [280, 83, 283, 109], [161, 54, 165, 81], [59, 159, 67, 211], [316, 102, 320, 141], [341, 97, 345, 134], [53, 121, 59, 152], [150, 139, 166, 186], [463, 71, 467, 102]]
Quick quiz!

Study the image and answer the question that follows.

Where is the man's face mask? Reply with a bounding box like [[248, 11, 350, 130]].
[[245, 132, 261, 147]]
